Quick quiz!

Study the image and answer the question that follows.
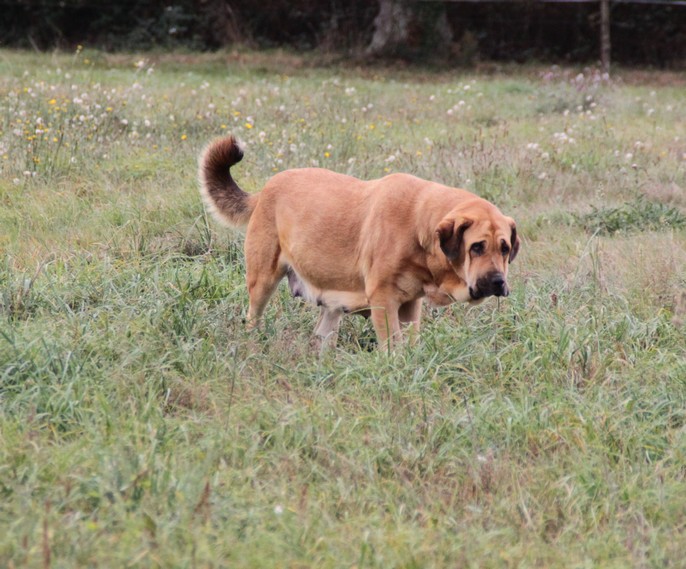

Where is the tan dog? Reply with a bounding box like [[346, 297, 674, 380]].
[[199, 136, 520, 348]]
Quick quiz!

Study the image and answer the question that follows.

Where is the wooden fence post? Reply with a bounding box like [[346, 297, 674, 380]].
[[601, 0, 611, 74]]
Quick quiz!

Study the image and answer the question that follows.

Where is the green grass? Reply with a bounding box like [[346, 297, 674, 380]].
[[1, 49, 686, 567], [574, 196, 686, 235]]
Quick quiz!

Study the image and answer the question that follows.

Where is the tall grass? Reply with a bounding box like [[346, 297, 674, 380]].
[[1, 50, 685, 567]]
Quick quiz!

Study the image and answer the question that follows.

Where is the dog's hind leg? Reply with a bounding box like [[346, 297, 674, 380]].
[[313, 307, 343, 351], [244, 231, 286, 327], [246, 267, 286, 327]]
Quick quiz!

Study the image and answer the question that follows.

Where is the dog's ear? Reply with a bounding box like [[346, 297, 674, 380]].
[[509, 224, 520, 264], [436, 218, 473, 262]]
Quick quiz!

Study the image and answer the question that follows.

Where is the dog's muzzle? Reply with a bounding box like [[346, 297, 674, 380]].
[[470, 272, 509, 300]]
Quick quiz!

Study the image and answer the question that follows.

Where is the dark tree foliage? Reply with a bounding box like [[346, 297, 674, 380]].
[[0, 0, 376, 51], [0, 0, 684, 66], [1, 0, 208, 50], [446, 2, 686, 66]]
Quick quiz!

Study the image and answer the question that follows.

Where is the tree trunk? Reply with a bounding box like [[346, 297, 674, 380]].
[[367, 0, 453, 59], [196, 0, 243, 47]]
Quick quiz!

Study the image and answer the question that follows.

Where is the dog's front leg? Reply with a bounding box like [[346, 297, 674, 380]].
[[399, 298, 423, 345], [369, 299, 401, 351]]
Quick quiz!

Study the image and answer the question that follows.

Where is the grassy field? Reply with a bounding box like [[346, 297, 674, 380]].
[[1, 48, 686, 567]]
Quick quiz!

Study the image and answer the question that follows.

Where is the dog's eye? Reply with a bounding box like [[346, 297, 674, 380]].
[[470, 242, 485, 256], [501, 243, 510, 256]]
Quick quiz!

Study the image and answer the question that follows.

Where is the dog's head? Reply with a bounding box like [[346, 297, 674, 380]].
[[436, 205, 520, 304]]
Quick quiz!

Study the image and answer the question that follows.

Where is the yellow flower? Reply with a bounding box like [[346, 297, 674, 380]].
[[245, 123, 253, 129], [181, 134, 187, 141], [324, 152, 330, 158], [48, 98, 57, 105]]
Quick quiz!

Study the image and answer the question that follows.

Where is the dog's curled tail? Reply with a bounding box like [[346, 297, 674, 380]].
[[199, 136, 257, 228]]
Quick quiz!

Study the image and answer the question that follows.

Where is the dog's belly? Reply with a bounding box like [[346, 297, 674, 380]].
[[286, 267, 368, 312], [320, 289, 369, 312]]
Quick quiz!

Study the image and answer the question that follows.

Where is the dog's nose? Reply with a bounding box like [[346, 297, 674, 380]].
[[491, 274, 507, 296]]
